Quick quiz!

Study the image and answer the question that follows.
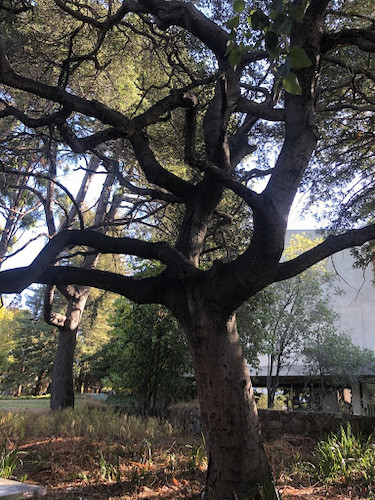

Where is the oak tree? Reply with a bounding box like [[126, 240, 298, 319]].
[[1, 0, 375, 498]]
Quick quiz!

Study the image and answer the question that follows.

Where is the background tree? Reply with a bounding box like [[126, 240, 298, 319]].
[[236, 289, 273, 369], [102, 300, 192, 415], [74, 286, 117, 393], [0, 305, 19, 375], [259, 234, 340, 407], [4, 309, 58, 396], [304, 329, 375, 411], [1, 1, 375, 498]]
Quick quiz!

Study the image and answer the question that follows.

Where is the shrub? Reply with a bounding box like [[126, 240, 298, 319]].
[[315, 423, 363, 481]]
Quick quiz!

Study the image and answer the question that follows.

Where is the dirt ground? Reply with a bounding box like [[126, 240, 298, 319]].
[[10, 433, 373, 499]]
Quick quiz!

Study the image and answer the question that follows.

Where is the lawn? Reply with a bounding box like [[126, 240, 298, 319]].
[[0, 398, 51, 411], [0, 394, 89, 411]]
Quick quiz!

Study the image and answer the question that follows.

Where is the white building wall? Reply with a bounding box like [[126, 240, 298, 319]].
[[328, 249, 375, 350], [289, 231, 375, 352], [255, 230, 375, 374]]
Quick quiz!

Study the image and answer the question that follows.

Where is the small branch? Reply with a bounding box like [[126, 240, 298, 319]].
[[53, 0, 147, 29], [0, 233, 49, 263], [43, 285, 67, 327], [0, 163, 85, 230], [96, 153, 182, 203], [236, 97, 285, 122]]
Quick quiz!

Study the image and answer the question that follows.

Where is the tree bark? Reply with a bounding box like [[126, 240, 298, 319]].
[[186, 310, 276, 500], [50, 327, 77, 410]]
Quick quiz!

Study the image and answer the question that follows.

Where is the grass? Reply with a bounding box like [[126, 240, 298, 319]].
[[0, 403, 173, 443], [0, 394, 87, 411], [288, 423, 375, 497], [0, 442, 22, 478], [1, 404, 374, 499], [0, 403, 205, 498], [0, 399, 51, 410]]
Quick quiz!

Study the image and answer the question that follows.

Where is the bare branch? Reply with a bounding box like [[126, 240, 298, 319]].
[[236, 97, 285, 122], [53, 0, 147, 29], [0, 264, 170, 304], [129, 131, 193, 201], [43, 285, 67, 327], [322, 27, 375, 53], [0, 163, 85, 230], [275, 225, 375, 282], [0, 229, 198, 294], [97, 153, 182, 203]]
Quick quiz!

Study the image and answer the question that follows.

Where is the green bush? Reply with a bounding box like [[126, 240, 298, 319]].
[[315, 423, 363, 480]]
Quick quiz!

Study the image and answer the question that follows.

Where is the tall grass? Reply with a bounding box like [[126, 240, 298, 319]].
[[315, 422, 364, 481], [0, 442, 21, 478], [0, 404, 173, 444], [294, 423, 375, 494]]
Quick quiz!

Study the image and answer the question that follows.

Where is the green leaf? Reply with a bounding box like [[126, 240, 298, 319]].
[[272, 12, 286, 33], [227, 14, 240, 29], [277, 56, 291, 77], [271, 0, 284, 13], [265, 30, 280, 59], [250, 9, 270, 30], [278, 17, 293, 34], [233, 0, 246, 13], [289, 45, 312, 69], [228, 49, 241, 69], [224, 40, 235, 57], [238, 42, 248, 55], [288, 4, 304, 22], [283, 72, 302, 95]]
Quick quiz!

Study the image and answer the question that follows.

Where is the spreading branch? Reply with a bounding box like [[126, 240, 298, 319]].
[[275, 225, 375, 282], [0, 229, 198, 294]]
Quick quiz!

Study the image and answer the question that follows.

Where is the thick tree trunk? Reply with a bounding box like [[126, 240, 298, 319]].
[[50, 327, 77, 410], [187, 311, 276, 500]]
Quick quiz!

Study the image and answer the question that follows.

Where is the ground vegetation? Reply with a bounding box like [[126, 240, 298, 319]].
[[1, 0, 375, 497]]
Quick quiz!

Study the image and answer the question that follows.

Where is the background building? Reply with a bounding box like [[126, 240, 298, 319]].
[[251, 230, 375, 414]]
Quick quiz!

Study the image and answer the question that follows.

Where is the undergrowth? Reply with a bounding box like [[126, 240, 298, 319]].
[[291, 423, 375, 496], [0, 441, 23, 479], [0, 403, 207, 492], [0, 404, 173, 444]]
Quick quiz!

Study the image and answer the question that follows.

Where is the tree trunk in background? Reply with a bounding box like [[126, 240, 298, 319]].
[[33, 369, 48, 396], [46, 169, 119, 411], [50, 327, 77, 410], [187, 311, 276, 500]]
